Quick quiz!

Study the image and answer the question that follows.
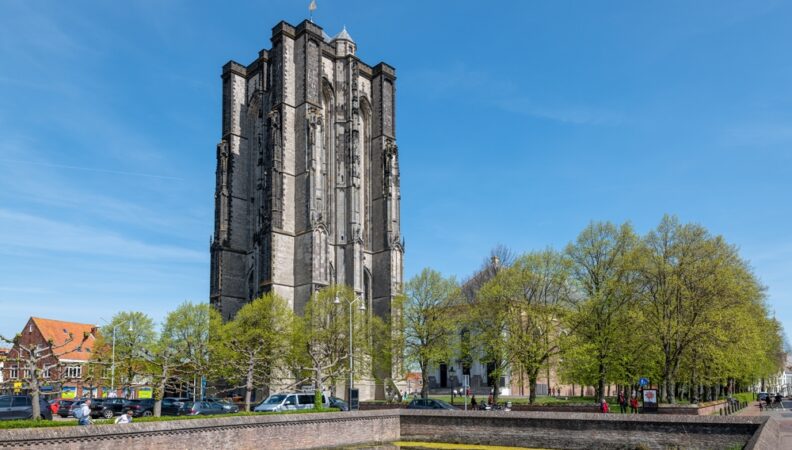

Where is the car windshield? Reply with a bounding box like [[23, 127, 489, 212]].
[[434, 399, 453, 408], [264, 395, 286, 404]]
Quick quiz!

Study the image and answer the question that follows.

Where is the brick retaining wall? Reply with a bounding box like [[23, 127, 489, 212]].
[[0, 411, 400, 450], [0, 409, 779, 450], [399, 410, 765, 449]]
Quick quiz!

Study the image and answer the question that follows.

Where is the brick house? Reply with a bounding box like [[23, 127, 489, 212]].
[[0, 347, 9, 385], [2, 317, 97, 399]]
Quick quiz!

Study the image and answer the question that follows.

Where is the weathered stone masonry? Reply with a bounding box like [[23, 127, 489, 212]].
[[210, 20, 404, 323]]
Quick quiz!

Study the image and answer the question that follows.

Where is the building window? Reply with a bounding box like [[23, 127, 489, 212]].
[[42, 368, 50, 379], [10, 366, 18, 379], [65, 366, 82, 379], [23, 369, 31, 378]]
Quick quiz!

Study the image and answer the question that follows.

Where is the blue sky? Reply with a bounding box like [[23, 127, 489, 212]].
[[1, 0, 791, 340]]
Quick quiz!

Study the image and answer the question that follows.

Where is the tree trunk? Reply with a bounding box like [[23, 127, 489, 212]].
[[668, 378, 675, 404], [419, 360, 428, 399], [30, 371, 41, 419], [245, 356, 255, 412], [528, 371, 538, 404], [154, 369, 167, 417], [597, 360, 606, 402]]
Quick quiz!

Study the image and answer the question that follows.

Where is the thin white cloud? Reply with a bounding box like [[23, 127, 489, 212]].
[[0, 159, 183, 181], [496, 98, 625, 125], [0, 209, 204, 262]]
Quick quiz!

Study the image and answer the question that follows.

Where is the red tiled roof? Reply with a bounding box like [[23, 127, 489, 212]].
[[30, 317, 96, 362]]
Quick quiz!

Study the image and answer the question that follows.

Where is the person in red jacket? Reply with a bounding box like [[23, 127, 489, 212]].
[[630, 395, 640, 414], [600, 398, 609, 413]]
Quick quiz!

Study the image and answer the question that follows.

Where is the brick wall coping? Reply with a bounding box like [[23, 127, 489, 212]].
[[0, 410, 399, 446], [399, 408, 766, 425], [0, 409, 776, 449]]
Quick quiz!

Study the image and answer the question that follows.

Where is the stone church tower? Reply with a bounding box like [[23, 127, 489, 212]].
[[210, 20, 403, 325]]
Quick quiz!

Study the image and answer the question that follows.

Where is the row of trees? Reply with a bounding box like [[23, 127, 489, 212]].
[[402, 216, 787, 404], [89, 285, 390, 415]]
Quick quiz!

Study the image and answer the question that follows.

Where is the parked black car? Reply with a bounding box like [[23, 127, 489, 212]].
[[125, 399, 155, 417], [184, 400, 236, 416], [406, 398, 457, 410], [56, 399, 76, 418], [204, 397, 240, 413], [329, 396, 349, 411], [67, 399, 88, 418], [161, 397, 192, 416], [0, 395, 53, 420], [90, 398, 129, 419]]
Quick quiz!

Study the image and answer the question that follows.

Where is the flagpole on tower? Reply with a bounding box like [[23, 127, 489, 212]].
[[309, 0, 317, 22]]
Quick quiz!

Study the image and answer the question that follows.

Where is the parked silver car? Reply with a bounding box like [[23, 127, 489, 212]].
[[254, 393, 328, 413]]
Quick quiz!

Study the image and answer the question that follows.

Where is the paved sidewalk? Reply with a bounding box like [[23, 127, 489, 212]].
[[737, 400, 792, 447]]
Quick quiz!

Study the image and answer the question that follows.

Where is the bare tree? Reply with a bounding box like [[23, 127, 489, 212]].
[[1, 332, 90, 419]]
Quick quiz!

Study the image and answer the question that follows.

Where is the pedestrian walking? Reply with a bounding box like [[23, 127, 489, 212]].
[[629, 395, 639, 414], [600, 398, 609, 413], [115, 409, 133, 424], [76, 399, 92, 426], [618, 391, 628, 414], [471, 395, 477, 409]]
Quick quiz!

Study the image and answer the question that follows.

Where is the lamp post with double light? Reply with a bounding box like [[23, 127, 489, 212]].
[[334, 291, 366, 405]]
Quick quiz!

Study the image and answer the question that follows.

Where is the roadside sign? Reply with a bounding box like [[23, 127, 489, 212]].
[[138, 387, 153, 399], [639, 377, 649, 387], [62, 386, 77, 399], [13, 381, 22, 394], [642, 388, 659, 413]]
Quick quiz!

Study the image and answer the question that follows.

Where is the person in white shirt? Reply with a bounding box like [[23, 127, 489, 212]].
[[77, 399, 92, 425], [115, 409, 133, 424]]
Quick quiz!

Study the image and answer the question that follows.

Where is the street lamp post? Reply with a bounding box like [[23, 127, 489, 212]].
[[334, 291, 366, 406]]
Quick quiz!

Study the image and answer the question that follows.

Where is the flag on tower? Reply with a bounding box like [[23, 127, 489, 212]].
[[309, 0, 317, 22]]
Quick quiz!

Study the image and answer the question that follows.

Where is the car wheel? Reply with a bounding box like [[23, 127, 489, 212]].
[[142, 410, 153, 417], [103, 409, 113, 419]]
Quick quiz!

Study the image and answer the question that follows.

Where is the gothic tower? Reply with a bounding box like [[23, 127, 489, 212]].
[[210, 20, 403, 328]]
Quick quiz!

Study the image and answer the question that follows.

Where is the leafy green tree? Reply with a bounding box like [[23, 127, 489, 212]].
[[295, 285, 372, 399], [403, 268, 459, 398], [566, 221, 638, 402], [636, 215, 770, 402], [94, 311, 156, 395], [162, 301, 214, 398], [459, 246, 515, 403], [477, 250, 573, 403], [139, 302, 216, 416], [211, 293, 295, 411]]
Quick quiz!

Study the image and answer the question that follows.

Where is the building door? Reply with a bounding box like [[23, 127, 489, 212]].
[[487, 362, 496, 388], [439, 363, 448, 388]]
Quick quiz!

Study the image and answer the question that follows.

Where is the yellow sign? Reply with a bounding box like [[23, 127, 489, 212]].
[[13, 381, 22, 393], [138, 387, 153, 399], [62, 386, 77, 399]]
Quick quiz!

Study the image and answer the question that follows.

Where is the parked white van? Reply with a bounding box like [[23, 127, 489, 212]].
[[253, 392, 329, 413]]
